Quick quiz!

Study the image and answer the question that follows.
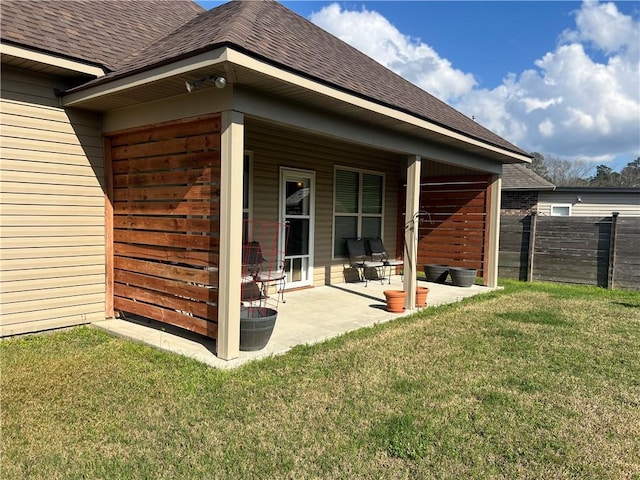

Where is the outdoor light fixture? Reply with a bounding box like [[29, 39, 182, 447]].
[[185, 75, 227, 93]]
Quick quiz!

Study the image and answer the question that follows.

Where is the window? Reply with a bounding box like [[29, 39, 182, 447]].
[[333, 167, 384, 257], [550, 204, 571, 216]]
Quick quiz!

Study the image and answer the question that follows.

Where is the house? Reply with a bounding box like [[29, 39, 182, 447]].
[[501, 163, 555, 216], [537, 187, 640, 217], [501, 164, 640, 216], [0, 0, 531, 359]]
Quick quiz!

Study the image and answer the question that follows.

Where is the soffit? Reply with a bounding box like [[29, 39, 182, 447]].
[[62, 57, 527, 164]]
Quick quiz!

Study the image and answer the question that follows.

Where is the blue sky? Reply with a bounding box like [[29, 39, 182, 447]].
[[198, 1, 640, 173]]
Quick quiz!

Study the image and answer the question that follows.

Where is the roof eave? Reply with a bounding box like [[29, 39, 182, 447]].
[[503, 186, 556, 191], [62, 45, 530, 163], [1, 41, 106, 77]]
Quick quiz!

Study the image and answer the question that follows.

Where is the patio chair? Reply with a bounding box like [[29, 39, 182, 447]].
[[242, 241, 287, 303], [345, 238, 385, 286], [366, 237, 404, 284]]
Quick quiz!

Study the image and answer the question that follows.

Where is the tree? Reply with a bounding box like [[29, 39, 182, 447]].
[[544, 156, 591, 186], [590, 165, 622, 186], [619, 157, 640, 187], [527, 152, 549, 179]]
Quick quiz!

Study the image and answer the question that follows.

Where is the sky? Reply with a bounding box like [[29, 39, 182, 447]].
[[198, 1, 640, 173]]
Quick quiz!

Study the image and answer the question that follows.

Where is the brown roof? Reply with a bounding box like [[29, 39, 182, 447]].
[[2, 0, 529, 157], [110, 0, 529, 156], [0, 0, 204, 70], [502, 164, 555, 190]]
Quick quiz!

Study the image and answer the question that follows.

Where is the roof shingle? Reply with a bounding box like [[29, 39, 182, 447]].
[[111, 0, 528, 156], [1, 0, 204, 70], [2, 0, 529, 157], [502, 164, 555, 190]]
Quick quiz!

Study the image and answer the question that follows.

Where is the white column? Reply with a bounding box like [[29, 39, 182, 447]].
[[403, 155, 421, 309], [485, 174, 502, 288], [217, 110, 244, 360]]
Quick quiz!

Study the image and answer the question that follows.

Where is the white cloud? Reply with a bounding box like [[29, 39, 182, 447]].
[[309, 1, 639, 166], [539, 119, 555, 137], [561, 0, 639, 58], [309, 4, 476, 101]]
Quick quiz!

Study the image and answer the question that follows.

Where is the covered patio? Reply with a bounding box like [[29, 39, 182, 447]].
[[94, 276, 497, 369]]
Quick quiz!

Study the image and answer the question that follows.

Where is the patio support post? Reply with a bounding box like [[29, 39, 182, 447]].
[[484, 174, 502, 288], [403, 155, 422, 309], [218, 110, 244, 360]]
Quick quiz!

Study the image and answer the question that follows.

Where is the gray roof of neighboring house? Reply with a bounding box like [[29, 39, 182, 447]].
[[502, 164, 555, 191], [0, 0, 204, 70], [1, 0, 528, 157], [552, 186, 640, 194]]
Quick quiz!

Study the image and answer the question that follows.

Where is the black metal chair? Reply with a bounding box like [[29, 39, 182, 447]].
[[346, 238, 385, 286], [366, 237, 404, 284]]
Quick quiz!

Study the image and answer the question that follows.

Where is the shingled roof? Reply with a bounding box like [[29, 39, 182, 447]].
[[502, 164, 555, 190], [0, 0, 203, 71], [102, 0, 529, 156], [2, 0, 529, 158]]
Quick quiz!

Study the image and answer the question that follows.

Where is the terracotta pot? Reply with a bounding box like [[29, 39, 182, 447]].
[[415, 287, 430, 307], [384, 290, 407, 313]]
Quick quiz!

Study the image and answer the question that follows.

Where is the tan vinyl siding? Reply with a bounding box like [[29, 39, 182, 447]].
[[0, 67, 105, 336], [537, 191, 640, 217], [245, 119, 403, 286]]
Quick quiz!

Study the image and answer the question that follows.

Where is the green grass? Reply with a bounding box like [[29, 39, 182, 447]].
[[2, 280, 639, 479]]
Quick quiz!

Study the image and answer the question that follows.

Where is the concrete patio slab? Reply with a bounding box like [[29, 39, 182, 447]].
[[92, 276, 497, 369]]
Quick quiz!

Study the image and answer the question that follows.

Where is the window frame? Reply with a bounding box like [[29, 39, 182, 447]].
[[550, 204, 572, 216], [242, 151, 253, 241], [332, 166, 385, 259]]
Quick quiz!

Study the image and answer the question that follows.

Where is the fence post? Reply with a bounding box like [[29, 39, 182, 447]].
[[607, 212, 619, 290], [527, 212, 537, 282]]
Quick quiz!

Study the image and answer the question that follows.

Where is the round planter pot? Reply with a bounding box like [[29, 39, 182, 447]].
[[239, 306, 278, 351], [449, 267, 477, 287], [416, 287, 430, 307], [384, 290, 407, 313], [423, 264, 450, 283]]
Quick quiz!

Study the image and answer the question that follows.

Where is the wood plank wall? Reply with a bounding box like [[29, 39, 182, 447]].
[[416, 175, 491, 277], [0, 67, 105, 336], [109, 116, 221, 338], [499, 214, 640, 290]]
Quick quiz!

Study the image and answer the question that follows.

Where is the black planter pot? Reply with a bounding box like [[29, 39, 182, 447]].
[[240, 307, 278, 351], [449, 267, 477, 287], [423, 264, 450, 283]]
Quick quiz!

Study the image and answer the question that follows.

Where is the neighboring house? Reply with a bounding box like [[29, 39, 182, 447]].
[[0, 0, 531, 359], [537, 187, 640, 217], [501, 164, 640, 216], [501, 163, 555, 216]]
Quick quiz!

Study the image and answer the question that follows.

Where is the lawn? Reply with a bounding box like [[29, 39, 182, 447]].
[[1, 280, 639, 479]]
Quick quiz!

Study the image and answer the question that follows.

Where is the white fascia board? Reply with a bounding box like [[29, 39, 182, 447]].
[[225, 49, 531, 163], [60, 44, 527, 163], [1, 42, 106, 77], [62, 47, 228, 107]]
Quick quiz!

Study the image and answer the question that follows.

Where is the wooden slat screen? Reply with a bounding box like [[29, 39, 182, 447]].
[[416, 175, 491, 276], [109, 116, 221, 338]]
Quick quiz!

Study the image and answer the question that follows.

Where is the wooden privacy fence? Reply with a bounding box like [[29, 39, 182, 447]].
[[108, 115, 221, 338], [499, 213, 640, 290], [415, 175, 492, 278]]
